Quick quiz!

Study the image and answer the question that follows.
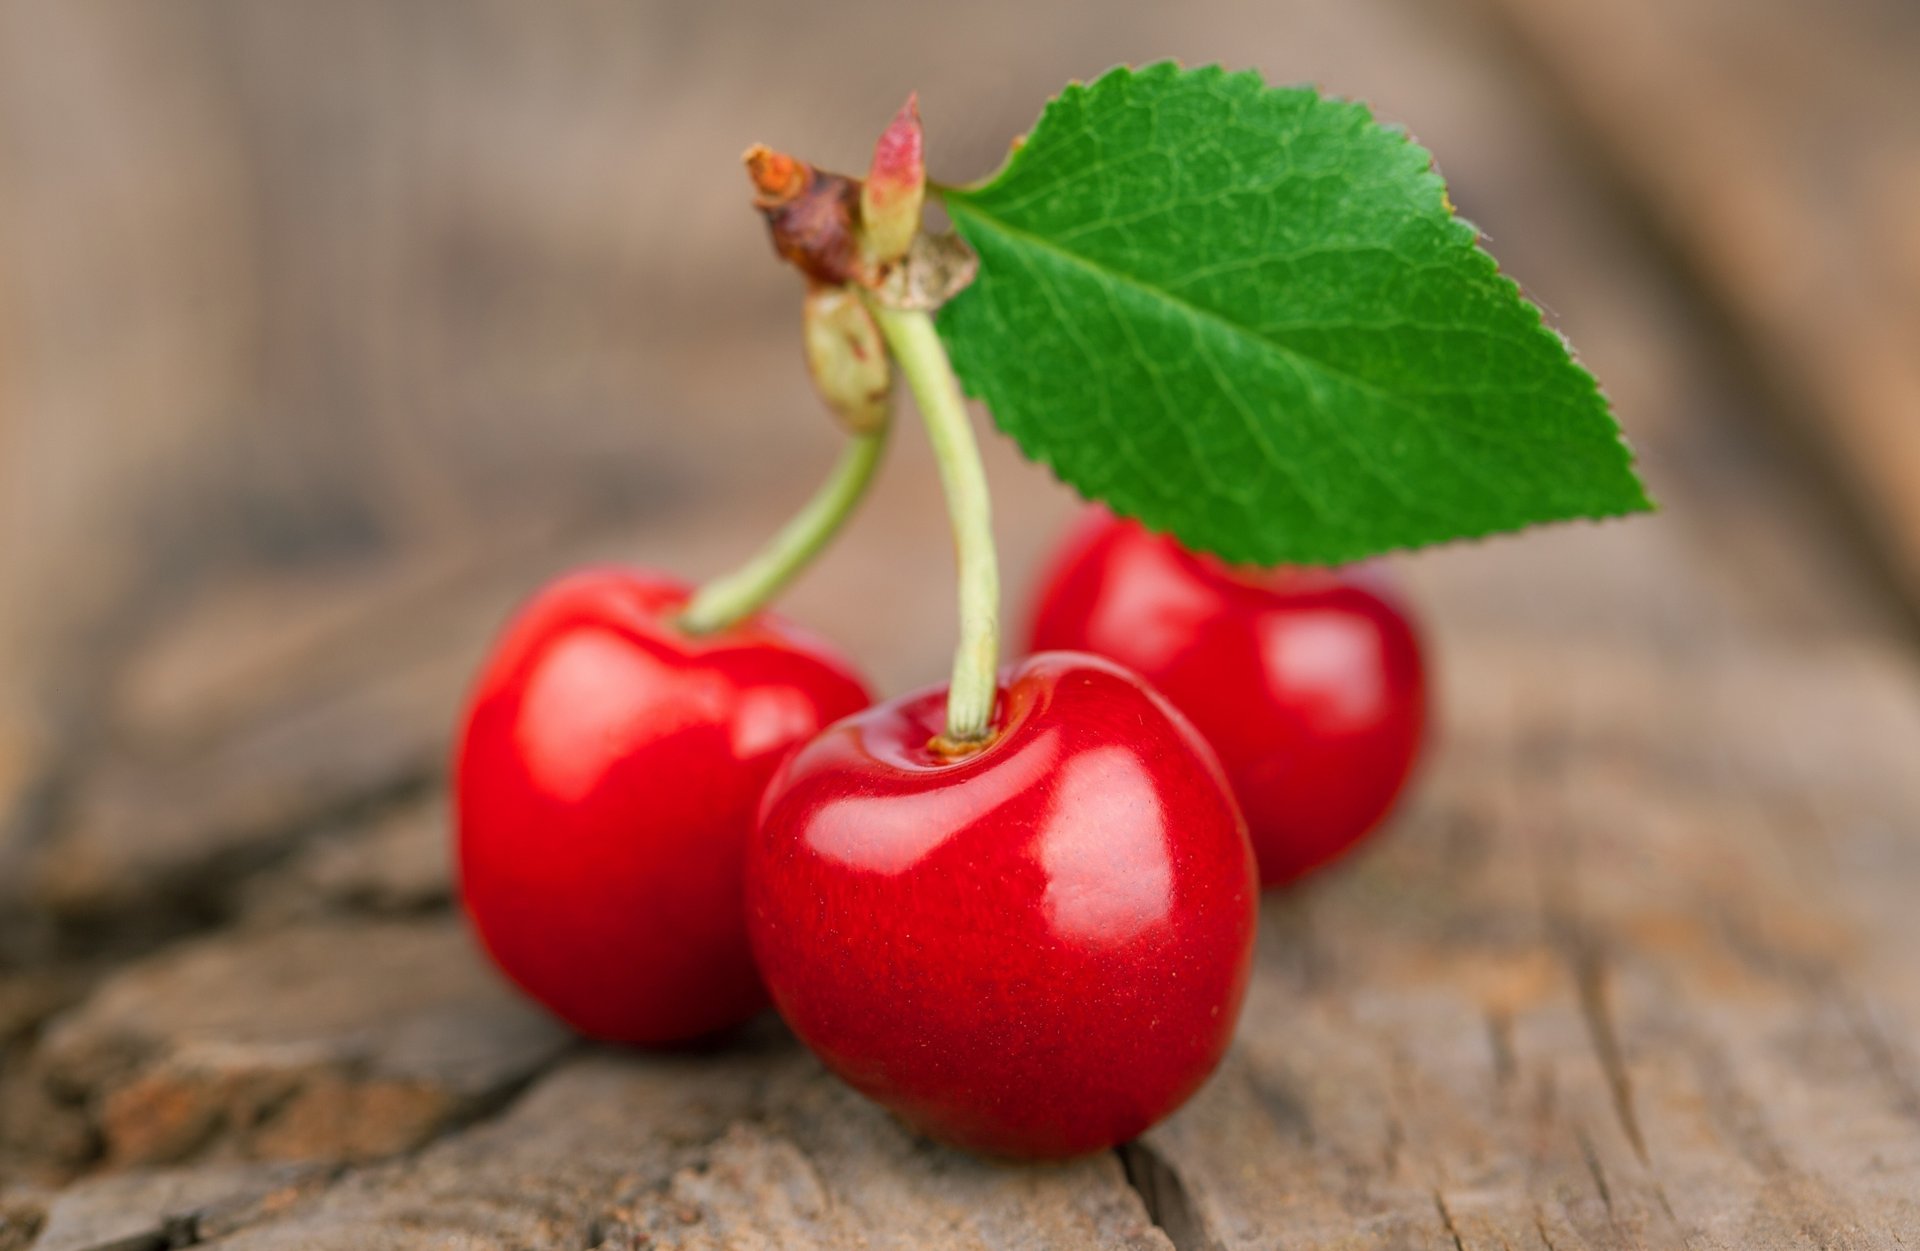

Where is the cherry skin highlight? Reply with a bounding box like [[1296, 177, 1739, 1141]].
[[747, 652, 1257, 1158], [456, 567, 871, 1045], [1029, 512, 1426, 889]]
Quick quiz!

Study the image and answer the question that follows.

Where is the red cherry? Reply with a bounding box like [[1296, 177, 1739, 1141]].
[[456, 567, 871, 1044], [746, 652, 1257, 1158], [1029, 512, 1426, 889]]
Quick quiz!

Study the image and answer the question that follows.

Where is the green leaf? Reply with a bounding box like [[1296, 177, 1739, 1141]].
[[936, 63, 1651, 565]]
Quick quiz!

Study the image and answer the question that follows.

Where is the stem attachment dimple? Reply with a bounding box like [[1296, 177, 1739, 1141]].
[[863, 297, 1000, 745], [677, 421, 889, 636]]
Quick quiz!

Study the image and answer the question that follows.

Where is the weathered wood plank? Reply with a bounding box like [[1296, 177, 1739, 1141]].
[[207, 1049, 1170, 1251], [23, 920, 569, 1171], [28, 1163, 331, 1251]]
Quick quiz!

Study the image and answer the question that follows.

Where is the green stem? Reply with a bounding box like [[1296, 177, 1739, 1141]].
[[677, 421, 889, 635], [864, 298, 1000, 745]]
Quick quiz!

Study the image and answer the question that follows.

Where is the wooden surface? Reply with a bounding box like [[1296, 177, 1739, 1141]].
[[3, 3, 1918, 1248], [1484, 0, 1920, 618]]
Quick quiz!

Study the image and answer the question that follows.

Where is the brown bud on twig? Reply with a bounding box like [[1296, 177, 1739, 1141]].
[[802, 285, 891, 434], [744, 146, 808, 205], [860, 95, 926, 269], [744, 144, 862, 286]]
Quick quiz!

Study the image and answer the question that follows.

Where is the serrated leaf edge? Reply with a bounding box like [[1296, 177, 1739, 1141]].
[[935, 61, 1652, 565]]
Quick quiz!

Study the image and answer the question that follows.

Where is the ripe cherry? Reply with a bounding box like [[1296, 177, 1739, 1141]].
[[1029, 512, 1426, 888], [746, 652, 1257, 1158], [456, 567, 871, 1045]]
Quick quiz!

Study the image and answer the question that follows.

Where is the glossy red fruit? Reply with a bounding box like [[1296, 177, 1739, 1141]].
[[456, 567, 871, 1045], [747, 652, 1257, 1158], [1029, 512, 1426, 889]]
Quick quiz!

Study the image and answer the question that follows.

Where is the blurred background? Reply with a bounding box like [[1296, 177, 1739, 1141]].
[[4, 0, 1916, 851], [1, 0, 1918, 1229]]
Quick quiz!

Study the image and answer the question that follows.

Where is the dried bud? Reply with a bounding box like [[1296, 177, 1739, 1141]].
[[744, 144, 808, 205], [860, 95, 926, 268], [869, 230, 979, 311], [803, 286, 891, 434], [743, 145, 862, 286]]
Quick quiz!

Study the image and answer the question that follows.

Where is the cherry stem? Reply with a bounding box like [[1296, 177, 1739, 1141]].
[[677, 419, 890, 635], [863, 297, 999, 745]]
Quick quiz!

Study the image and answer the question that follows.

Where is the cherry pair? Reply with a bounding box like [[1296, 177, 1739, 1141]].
[[456, 512, 1423, 1156]]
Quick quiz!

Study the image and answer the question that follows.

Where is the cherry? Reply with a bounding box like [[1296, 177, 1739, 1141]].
[[1028, 512, 1426, 888], [746, 652, 1257, 1158], [456, 567, 871, 1045]]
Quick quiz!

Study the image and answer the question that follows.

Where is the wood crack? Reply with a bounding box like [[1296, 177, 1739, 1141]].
[[1567, 938, 1649, 1165], [1532, 1207, 1562, 1251], [1116, 1140, 1212, 1251], [1574, 1125, 1615, 1218], [1485, 1007, 1518, 1094], [1432, 1188, 1469, 1251]]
